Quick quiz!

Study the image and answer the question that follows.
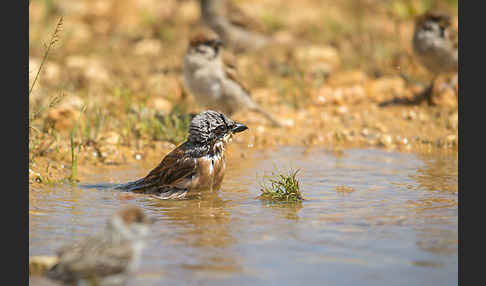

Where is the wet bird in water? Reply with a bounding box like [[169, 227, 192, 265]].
[[117, 110, 248, 199], [45, 206, 153, 286], [183, 29, 282, 127]]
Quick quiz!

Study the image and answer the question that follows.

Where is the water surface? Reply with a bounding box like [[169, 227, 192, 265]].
[[29, 147, 458, 285]]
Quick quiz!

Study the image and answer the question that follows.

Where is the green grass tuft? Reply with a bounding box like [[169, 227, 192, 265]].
[[258, 169, 304, 202]]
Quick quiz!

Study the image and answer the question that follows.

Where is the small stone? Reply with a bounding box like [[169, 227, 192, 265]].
[[445, 134, 457, 146], [29, 169, 41, 181], [147, 97, 172, 113], [327, 70, 367, 87], [335, 106, 349, 115], [403, 110, 417, 120], [366, 76, 406, 102], [134, 39, 162, 56], [281, 119, 295, 127], [379, 134, 393, 147], [446, 112, 458, 130], [431, 75, 458, 108], [418, 112, 429, 122], [361, 128, 370, 137], [374, 122, 388, 133], [294, 45, 341, 73], [431, 87, 457, 108]]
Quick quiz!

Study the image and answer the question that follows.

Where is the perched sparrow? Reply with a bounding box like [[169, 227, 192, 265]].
[[117, 110, 248, 199], [200, 0, 270, 52], [183, 30, 282, 127], [45, 206, 153, 286], [413, 11, 458, 75]]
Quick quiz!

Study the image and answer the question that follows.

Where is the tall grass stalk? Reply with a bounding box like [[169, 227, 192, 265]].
[[29, 16, 63, 96]]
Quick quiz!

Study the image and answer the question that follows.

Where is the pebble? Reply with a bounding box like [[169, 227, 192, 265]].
[[134, 39, 162, 56], [403, 110, 417, 120], [379, 134, 393, 147], [445, 135, 457, 146], [335, 106, 349, 115]]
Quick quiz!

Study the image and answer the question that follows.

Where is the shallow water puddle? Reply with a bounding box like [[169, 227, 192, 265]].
[[29, 147, 457, 285]]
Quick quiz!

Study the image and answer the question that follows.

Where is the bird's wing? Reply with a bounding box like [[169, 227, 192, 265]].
[[225, 0, 266, 33], [223, 52, 251, 96], [142, 144, 198, 187]]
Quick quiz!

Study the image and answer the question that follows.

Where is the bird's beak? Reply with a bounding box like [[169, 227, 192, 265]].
[[232, 123, 248, 133]]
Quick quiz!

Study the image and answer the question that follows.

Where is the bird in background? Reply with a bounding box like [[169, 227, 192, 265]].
[[199, 0, 272, 53], [183, 29, 283, 127], [412, 10, 458, 102]]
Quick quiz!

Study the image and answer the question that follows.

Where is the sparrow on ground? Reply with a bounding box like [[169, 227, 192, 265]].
[[183, 30, 282, 127], [45, 206, 153, 286], [200, 0, 270, 52], [412, 11, 458, 103], [413, 11, 458, 75], [116, 110, 248, 199]]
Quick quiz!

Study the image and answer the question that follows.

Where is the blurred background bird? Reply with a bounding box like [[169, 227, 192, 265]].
[[199, 0, 272, 53], [43, 206, 153, 286], [412, 10, 458, 103], [183, 29, 283, 127]]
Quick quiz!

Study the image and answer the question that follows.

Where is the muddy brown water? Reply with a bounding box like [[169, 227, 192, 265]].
[[29, 147, 457, 285]]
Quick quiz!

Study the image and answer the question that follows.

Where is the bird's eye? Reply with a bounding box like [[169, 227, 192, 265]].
[[216, 125, 226, 133]]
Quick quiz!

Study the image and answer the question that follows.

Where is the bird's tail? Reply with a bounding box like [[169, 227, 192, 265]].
[[114, 178, 155, 193], [115, 179, 189, 199], [250, 105, 283, 127]]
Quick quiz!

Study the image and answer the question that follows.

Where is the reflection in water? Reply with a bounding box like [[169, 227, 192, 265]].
[[259, 201, 303, 221], [415, 227, 458, 256], [30, 147, 457, 285], [410, 153, 458, 194], [142, 192, 242, 277]]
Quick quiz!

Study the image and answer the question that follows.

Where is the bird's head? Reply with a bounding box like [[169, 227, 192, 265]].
[[108, 206, 154, 240], [186, 28, 223, 61], [415, 11, 451, 38], [188, 110, 248, 145]]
